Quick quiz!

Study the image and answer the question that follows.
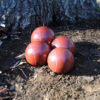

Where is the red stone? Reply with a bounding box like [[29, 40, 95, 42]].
[[31, 26, 55, 44], [47, 48, 74, 74], [25, 42, 50, 66], [51, 36, 76, 54]]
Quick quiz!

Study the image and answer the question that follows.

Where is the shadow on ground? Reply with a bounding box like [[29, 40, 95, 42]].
[[70, 41, 100, 76], [0, 22, 100, 99], [50, 20, 100, 33], [0, 21, 100, 78]]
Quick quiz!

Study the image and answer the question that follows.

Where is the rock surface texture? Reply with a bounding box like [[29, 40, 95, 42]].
[[0, 0, 53, 31], [55, 0, 98, 22], [0, 0, 99, 31]]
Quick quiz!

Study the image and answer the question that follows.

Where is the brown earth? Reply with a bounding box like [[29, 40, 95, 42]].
[[0, 22, 100, 100]]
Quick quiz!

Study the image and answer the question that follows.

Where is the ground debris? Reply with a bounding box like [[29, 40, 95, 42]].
[[0, 26, 100, 100], [10, 60, 21, 69], [0, 41, 3, 46], [0, 88, 7, 94], [10, 59, 26, 69], [15, 53, 25, 59]]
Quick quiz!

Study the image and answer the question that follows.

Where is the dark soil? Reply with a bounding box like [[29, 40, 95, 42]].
[[0, 23, 100, 100]]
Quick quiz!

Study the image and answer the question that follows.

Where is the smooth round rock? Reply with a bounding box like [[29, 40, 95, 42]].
[[31, 26, 55, 44], [51, 36, 76, 54], [25, 42, 50, 66], [47, 48, 74, 74]]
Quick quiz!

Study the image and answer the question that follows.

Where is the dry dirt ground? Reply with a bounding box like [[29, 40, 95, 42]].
[[0, 22, 100, 100]]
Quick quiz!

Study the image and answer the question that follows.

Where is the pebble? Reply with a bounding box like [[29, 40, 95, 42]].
[[0, 71, 2, 74], [50, 72, 56, 76], [0, 23, 6, 27], [15, 84, 23, 93]]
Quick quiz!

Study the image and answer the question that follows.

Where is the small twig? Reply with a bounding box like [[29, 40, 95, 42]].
[[11, 59, 26, 70], [18, 60, 26, 66], [19, 68, 27, 79], [15, 53, 25, 59], [10, 60, 21, 69], [0, 88, 7, 94]]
